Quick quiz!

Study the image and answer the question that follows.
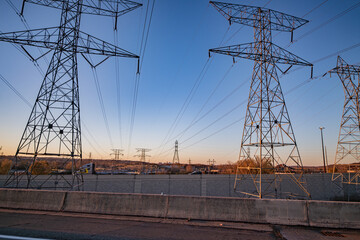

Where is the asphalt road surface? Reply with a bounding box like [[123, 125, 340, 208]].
[[1, 209, 359, 240], [0, 210, 277, 240]]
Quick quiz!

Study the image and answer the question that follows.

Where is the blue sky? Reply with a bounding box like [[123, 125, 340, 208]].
[[0, 0, 359, 166]]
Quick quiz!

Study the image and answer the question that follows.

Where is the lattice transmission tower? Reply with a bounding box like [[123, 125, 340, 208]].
[[134, 148, 151, 162], [173, 140, 180, 164], [209, 1, 313, 199], [1, 0, 141, 189], [327, 56, 360, 184], [111, 149, 124, 160]]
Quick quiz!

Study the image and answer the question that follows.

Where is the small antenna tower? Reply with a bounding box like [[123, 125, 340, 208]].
[[173, 140, 180, 164], [209, 1, 313, 199], [326, 56, 360, 184]]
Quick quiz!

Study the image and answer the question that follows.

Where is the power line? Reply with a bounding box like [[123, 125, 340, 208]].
[[182, 118, 243, 151], [91, 66, 114, 148], [128, 0, 156, 155], [81, 120, 109, 156], [154, 3, 211, 122], [154, 57, 212, 156], [154, 25, 232, 157], [158, 64, 242, 152], [287, 42, 360, 75], [182, 101, 246, 145], [293, 1, 360, 43], [301, 0, 330, 18], [177, 64, 235, 139], [113, 31, 123, 149], [0, 74, 32, 108]]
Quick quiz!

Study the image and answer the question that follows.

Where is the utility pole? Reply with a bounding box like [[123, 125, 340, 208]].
[[172, 140, 180, 164], [1, 0, 142, 190], [209, 1, 312, 199], [319, 127, 327, 173], [325, 146, 329, 170], [326, 56, 360, 184]]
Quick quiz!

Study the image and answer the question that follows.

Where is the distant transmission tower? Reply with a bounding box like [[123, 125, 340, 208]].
[[173, 140, 180, 164], [209, 1, 313, 198], [111, 149, 124, 160], [1, 0, 141, 189], [134, 148, 151, 162], [326, 56, 360, 184]]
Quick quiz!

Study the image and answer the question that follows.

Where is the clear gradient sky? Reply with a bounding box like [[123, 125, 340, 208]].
[[0, 0, 359, 166]]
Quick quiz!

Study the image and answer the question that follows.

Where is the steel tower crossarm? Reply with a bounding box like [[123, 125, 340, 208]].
[[209, 1, 308, 31], [209, 43, 312, 66], [22, 0, 142, 17], [0, 28, 139, 58], [328, 59, 360, 75]]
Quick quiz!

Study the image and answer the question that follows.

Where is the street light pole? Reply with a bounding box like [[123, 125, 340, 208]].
[[319, 127, 327, 173]]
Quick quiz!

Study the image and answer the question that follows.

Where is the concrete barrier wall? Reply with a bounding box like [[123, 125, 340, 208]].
[[307, 200, 360, 229], [1, 174, 360, 201], [63, 192, 166, 218], [165, 196, 309, 226], [0, 189, 66, 211], [0, 189, 359, 229]]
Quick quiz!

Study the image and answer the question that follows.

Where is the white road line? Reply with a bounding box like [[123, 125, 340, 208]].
[[0, 235, 53, 240]]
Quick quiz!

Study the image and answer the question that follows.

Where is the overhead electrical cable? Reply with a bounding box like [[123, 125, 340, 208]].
[[91, 66, 114, 148], [128, 0, 156, 156], [153, 57, 212, 157], [154, 4, 212, 124], [81, 121, 109, 156], [0, 73, 32, 108], [293, 1, 360, 44], [154, 24, 232, 158], [287, 42, 360, 75], [159, 64, 244, 151], [5, 0, 50, 66], [156, 100, 247, 158], [182, 118, 243, 151], [301, 0, 330, 18], [113, 30, 123, 149]]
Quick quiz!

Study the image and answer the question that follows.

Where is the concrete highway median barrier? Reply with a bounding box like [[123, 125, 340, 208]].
[[0, 189, 66, 211], [307, 200, 360, 229], [0, 189, 358, 229], [166, 196, 309, 226], [62, 191, 166, 218]]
